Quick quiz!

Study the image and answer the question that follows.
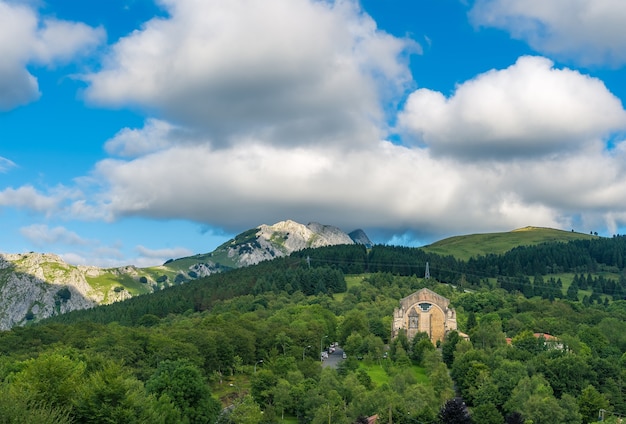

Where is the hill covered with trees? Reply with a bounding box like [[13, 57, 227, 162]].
[[3, 236, 626, 422]]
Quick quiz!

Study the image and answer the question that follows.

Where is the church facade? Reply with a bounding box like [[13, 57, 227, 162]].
[[392, 288, 458, 345]]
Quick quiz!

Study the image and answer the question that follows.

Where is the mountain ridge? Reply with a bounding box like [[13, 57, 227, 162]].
[[0, 223, 596, 329], [0, 220, 371, 328]]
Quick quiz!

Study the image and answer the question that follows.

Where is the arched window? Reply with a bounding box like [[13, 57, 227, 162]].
[[418, 302, 432, 312]]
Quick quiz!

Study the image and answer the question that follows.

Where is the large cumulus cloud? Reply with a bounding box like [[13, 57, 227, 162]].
[[92, 140, 567, 236], [470, 0, 626, 66], [399, 56, 626, 160], [84, 0, 417, 148], [87, 51, 626, 242], [0, 0, 104, 111]]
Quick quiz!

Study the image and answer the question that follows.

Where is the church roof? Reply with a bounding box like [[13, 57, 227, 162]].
[[399, 287, 450, 309]]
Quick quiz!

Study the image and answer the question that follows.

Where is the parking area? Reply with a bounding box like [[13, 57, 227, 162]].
[[321, 344, 345, 369]]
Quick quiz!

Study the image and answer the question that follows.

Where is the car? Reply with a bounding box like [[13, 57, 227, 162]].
[[342, 353, 347, 359]]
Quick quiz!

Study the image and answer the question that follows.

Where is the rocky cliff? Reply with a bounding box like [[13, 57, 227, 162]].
[[0, 253, 137, 330], [0, 220, 372, 329]]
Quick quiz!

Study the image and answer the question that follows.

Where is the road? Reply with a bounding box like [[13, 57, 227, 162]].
[[321, 346, 345, 369]]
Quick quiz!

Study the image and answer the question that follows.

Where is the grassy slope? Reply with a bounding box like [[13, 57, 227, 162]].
[[422, 226, 597, 261]]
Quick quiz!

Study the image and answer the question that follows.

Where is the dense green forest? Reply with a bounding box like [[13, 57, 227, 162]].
[[3, 237, 626, 423]]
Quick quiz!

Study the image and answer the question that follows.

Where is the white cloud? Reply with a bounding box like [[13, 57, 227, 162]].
[[31, 18, 104, 64], [59, 244, 193, 268], [0, 0, 104, 111], [59, 247, 126, 268], [105, 118, 180, 158], [398, 56, 626, 160], [470, 0, 626, 66], [20, 224, 89, 246], [0, 184, 102, 221], [87, 139, 592, 240], [135, 245, 193, 261], [0, 157, 16, 173], [0, 185, 61, 213], [84, 0, 416, 148]]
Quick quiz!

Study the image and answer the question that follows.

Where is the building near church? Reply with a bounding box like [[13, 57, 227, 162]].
[[391, 288, 460, 345]]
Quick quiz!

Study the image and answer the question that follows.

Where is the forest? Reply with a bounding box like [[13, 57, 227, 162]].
[[3, 237, 626, 423]]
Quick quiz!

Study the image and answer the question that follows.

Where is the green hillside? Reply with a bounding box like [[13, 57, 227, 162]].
[[422, 226, 597, 261], [5, 238, 626, 422]]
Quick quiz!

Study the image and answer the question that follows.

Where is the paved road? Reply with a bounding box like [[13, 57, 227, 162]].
[[321, 346, 345, 369]]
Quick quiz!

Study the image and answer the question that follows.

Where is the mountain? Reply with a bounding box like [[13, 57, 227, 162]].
[[0, 253, 129, 330], [349, 229, 373, 247], [162, 220, 371, 275], [0, 223, 596, 329], [173, 220, 369, 269], [0, 220, 369, 328]]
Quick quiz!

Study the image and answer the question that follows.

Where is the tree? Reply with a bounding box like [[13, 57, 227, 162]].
[[511, 330, 544, 355], [470, 315, 506, 350], [410, 332, 435, 364], [439, 397, 473, 424], [450, 349, 490, 404], [394, 345, 412, 368], [441, 330, 461, 367], [146, 359, 221, 424], [0, 383, 73, 424], [274, 331, 292, 355], [73, 361, 180, 424], [559, 394, 582, 424], [567, 279, 580, 301], [402, 383, 438, 423], [10, 350, 86, 409], [504, 375, 569, 424], [272, 379, 292, 420], [537, 352, 593, 397], [578, 385, 609, 424], [466, 311, 477, 333], [470, 403, 503, 424], [344, 332, 365, 358], [491, 360, 528, 405], [469, 370, 502, 409], [311, 390, 347, 424], [250, 369, 278, 406], [339, 310, 369, 343], [430, 362, 455, 404], [227, 395, 264, 424]]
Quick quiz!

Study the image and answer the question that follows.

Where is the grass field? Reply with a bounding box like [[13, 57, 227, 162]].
[[333, 274, 368, 301], [422, 226, 596, 261], [360, 362, 429, 386]]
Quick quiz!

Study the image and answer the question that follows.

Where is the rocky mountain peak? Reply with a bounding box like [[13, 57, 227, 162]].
[[223, 220, 366, 267], [348, 229, 373, 247]]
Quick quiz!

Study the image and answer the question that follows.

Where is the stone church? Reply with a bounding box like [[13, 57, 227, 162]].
[[392, 288, 459, 345]]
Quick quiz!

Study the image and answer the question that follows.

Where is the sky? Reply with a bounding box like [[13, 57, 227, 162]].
[[3, 0, 626, 268]]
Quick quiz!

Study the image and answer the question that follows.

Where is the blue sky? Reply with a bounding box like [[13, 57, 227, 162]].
[[3, 0, 626, 267]]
